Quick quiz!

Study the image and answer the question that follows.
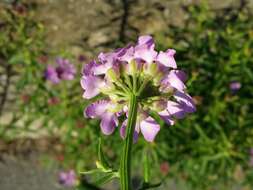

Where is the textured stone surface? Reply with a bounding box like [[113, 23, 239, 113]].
[[0, 154, 71, 190], [23, 0, 253, 55]]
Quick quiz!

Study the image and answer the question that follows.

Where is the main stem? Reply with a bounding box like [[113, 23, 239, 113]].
[[120, 93, 138, 190]]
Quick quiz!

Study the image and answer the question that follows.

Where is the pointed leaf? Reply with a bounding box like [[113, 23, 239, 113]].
[[94, 172, 117, 186]]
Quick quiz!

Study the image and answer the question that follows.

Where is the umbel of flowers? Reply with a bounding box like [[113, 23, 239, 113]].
[[81, 35, 195, 190], [81, 36, 195, 141]]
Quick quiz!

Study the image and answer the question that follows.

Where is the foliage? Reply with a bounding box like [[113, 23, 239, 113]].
[[154, 1, 253, 189]]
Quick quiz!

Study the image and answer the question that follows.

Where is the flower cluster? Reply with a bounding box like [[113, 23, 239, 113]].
[[81, 36, 196, 142], [45, 58, 76, 84]]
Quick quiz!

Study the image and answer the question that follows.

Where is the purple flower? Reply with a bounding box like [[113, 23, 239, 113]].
[[58, 170, 77, 187], [81, 35, 196, 142], [229, 81, 241, 92], [45, 58, 76, 84]]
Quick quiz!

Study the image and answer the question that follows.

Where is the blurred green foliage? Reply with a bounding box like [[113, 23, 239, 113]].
[[0, 1, 253, 190], [154, 1, 253, 189]]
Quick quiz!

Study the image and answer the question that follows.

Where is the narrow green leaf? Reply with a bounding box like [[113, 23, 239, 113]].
[[97, 138, 110, 170], [80, 169, 102, 175], [94, 172, 117, 186]]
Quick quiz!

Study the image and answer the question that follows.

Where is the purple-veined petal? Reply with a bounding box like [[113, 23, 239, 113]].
[[134, 44, 157, 64], [174, 91, 196, 113], [167, 100, 186, 119], [158, 109, 175, 125], [170, 70, 187, 82], [98, 52, 115, 64], [119, 46, 134, 63], [120, 120, 139, 143], [80, 75, 104, 99], [140, 116, 160, 142], [156, 49, 177, 68], [137, 35, 154, 49], [167, 71, 186, 91], [84, 100, 110, 118], [82, 60, 98, 75], [160, 71, 186, 92], [93, 62, 113, 75], [100, 112, 118, 135]]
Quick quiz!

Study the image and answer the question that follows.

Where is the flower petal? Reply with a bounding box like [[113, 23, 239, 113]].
[[160, 71, 186, 92], [156, 49, 177, 68], [118, 46, 134, 63], [84, 100, 109, 118], [137, 35, 154, 49], [174, 91, 196, 113], [167, 71, 186, 91], [80, 76, 104, 99], [167, 100, 186, 119], [100, 112, 118, 135], [82, 60, 98, 75], [134, 44, 157, 63], [170, 70, 187, 82], [140, 116, 160, 142], [158, 109, 175, 125]]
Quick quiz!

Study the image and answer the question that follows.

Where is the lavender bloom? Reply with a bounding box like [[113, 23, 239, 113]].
[[81, 35, 196, 142], [45, 58, 76, 84], [229, 81, 241, 92], [58, 170, 77, 187]]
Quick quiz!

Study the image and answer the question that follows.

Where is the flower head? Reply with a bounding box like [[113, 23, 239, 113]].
[[229, 81, 241, 93], [58, 170, 77, 187], [45, 58, 76, 84], [81, 35, 196, 142]]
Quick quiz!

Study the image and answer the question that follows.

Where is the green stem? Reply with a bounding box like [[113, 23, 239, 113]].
[[120, 94, 138, 190]]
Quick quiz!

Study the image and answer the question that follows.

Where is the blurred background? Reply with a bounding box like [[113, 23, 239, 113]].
[[0, 0, 253, 189]]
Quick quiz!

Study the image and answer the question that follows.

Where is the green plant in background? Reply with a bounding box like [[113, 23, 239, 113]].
[[153, 1, 253, 189], [0, 2, 45, 132], [0, 2, 101, 174]]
